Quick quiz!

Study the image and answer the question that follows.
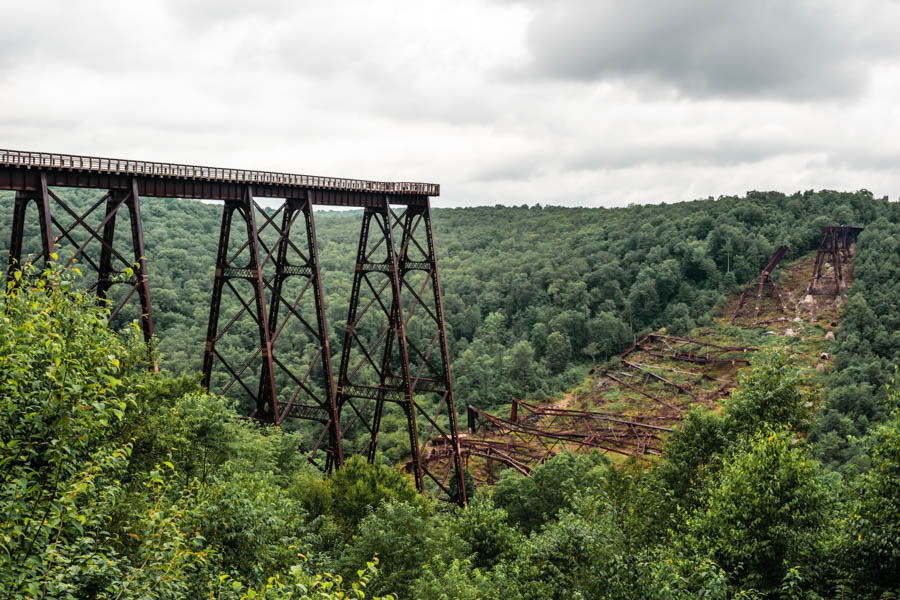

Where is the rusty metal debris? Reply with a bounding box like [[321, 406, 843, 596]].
[[416, 399, 675, 484], [731, 245, 789, 325], [589, 334, 753, 416], [623, 334, 753, 365]]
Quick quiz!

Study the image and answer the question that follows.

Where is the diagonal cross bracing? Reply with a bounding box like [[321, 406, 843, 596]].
[[3, 153, 461, 505]]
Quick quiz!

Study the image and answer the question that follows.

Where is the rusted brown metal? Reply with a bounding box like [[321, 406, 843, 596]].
[[3, 151, 461, 504], [416, 399, 674, 484], [334, 199, 466, 505], [599, 368, 685, 412], [202, 186, 279, 421], [624, 334, 753, 365], [6, 174, 155, 347], [731, 245, 789, 324], [807, 226, 864, 295], [0, 149, 439, 203], [588, 335, 754, 417]]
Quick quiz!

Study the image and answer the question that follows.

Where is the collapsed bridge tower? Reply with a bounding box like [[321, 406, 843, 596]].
[[0, 149, 466, 505]]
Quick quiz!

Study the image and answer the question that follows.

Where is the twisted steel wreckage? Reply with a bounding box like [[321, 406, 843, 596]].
[[0, 149, 865, 502], [418, 227, 863, 485]]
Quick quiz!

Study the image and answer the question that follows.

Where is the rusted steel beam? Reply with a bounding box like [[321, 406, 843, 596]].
[[600, 369, 683, 412], [622, 360, 696, 398], [624, 334, 753, 365], [731, 245, 789, 324], [466, 404, 668, 452], [511, 398, 676, 431], [0, 149, 438, 204]]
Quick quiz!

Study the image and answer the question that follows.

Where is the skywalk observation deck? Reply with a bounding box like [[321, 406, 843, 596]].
[[0, 149, 439, 206]]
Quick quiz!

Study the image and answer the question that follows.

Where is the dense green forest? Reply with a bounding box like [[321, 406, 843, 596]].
[[2, 189, 900, 598]]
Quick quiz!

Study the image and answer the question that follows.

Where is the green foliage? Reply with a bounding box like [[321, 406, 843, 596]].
[[448, 495, 522, 570], [0, 264, 173, 598], [842, 396, 900, 593], [724, 349, 814, 437], [311, 455, 429, 534], [812, 218, 900, 469], [685, 429, 829, 594], [339, 500, 435, 597], [655, 407, 731, 511], [2, 191, 899, 599], [492, 451, 608, 533], [216, 558, 395, 600], [0, 268, 392, 598]]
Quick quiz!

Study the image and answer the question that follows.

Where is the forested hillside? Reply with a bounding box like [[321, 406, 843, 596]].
[[2, 190, 900, 598], [0, 188, 891, 405]]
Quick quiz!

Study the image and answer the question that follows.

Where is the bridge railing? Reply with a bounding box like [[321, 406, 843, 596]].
[[0, 149, 439, 196]]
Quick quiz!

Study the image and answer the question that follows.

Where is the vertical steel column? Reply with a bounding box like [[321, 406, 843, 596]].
[[332, 207, 377, 472], [831, 229, 843, 290], [263, 197, 343, 468], [808, 226, 850, 295], [202, 185, 278, 421], [6, 172, 53, 281], [302, 200, 343, 468], [417, 200, 467, 505], [375, 200, 420, 487], [125, 179, 155, 344], [92, 181, 155, 343], [7, 192, 31, 279], [96, 194, 119, 301], [335, 199, 421, 492], [808, 229, 830, 294]]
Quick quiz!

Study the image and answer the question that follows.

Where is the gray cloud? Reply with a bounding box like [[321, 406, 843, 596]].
[[3, 0, 900, 208], [470, 138, 808, 183], [516, 0, 900, 99]]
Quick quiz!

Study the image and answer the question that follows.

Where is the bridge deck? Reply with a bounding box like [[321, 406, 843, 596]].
[[0, 149, 438, 206]]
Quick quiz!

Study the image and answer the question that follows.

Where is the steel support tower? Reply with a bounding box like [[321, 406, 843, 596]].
[[0, 149, 466, 505], [807, 226, 864, 295]]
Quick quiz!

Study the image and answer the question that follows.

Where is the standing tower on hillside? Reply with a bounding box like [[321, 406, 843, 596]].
[[807, 226, 864, 295]]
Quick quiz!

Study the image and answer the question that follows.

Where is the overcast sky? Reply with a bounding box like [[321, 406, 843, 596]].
[[2, 0, 900, 207]]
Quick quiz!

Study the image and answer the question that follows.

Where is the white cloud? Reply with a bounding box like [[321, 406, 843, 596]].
[[0, 0, 899, 207]]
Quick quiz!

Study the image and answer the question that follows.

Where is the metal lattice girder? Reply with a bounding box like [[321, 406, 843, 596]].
[[201, 190, 343, 469], [6, 171, 155, 345], [624, 334, 753, 365], [416, 400, 673, 486], [731, 245, 789, 324], [335, 197, 467, 505], [202, 186, 278, 422], [807, 225, 865, 295], [589, 335, 753, 413]]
